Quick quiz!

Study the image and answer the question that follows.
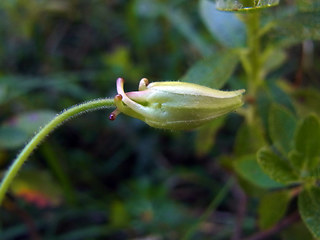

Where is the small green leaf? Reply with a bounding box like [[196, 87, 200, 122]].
[[294, 115, 320, 170], [234, 155, 283, 189], [258, 191, 291, 229], [269, 104, 297, 155], [195, 117, 226, 157], [288, 150, 305, 171], [257, 147, 298, 184], [179, 50, 239, 89], [299, 187, 320, 238], [199, 0, 246, 48], [234, 121, 265, 157]]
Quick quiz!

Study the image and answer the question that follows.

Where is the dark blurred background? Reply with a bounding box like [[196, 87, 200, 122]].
[[0, 0, 319, 239]]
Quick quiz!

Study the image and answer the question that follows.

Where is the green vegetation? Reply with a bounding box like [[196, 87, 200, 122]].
[[1, 0, 320, 239]]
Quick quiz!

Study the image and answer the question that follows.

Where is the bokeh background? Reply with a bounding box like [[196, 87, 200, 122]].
[[0, 0, 319, 239]]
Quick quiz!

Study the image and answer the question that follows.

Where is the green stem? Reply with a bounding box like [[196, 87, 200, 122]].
[[240, 12, 262, 125], [247, 12, 261, 94], [0, 98, 115, 205], [182, 178, 234, 240]]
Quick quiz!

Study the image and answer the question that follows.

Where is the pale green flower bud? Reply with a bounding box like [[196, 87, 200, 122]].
[[109, 78, 245, 130]]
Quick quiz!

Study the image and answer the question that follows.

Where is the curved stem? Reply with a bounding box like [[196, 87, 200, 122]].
[[0, 98, 115, 205]]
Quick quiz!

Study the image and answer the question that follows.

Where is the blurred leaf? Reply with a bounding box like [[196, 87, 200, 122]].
[[110, 200, 130, 228], [134, 0, 161, 18], [297, 0, 320, 12], [233, 155, 283, 189], [274, 11, 320, 45], [120, 178, 188, 234], [282, 222, 314, 240], [261, 47, 287, 77], [0, 110, 56, 149], [257, 147, 298, 184], [269, 104, 297, 155], [257, 81, 295, 131], [5, 110, 56, 135], [288, 150, 305, 172], [103, 46, 143, 81], [199, 0, 246, 48], [0, 74, 90, 104], [269, 81, 296, 113], [299, 187, 320, 238], [292, 88, 320, 116], [258, 190, 290, 229], [234, 121, 265, 157], [0, 126, 28, 149], [294, 115, 320, 171], [180, 50, 239, 89], [195, 116, 226, 156], [163, 7, 213, 57], [10, 169, 62, 207]]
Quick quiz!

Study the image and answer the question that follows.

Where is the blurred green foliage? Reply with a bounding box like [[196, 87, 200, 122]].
[[0, 0, 320, 239]]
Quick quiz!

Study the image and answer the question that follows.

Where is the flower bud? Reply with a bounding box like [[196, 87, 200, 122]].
[[109, 78, 245, 130]]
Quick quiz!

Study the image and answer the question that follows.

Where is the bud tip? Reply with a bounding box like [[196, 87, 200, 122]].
[[109, 113, 116, 121]]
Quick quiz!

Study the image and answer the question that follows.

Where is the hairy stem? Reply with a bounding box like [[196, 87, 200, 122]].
[[0, 98, 115, 205]]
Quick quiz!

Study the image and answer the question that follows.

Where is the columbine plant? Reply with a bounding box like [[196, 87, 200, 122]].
[[0, 78, 245, 204]]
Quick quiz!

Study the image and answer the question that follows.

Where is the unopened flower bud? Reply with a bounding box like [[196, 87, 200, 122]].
[[109, 78, 245, 130]]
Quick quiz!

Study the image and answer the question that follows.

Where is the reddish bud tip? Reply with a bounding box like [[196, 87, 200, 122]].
[[109, 113, 116, 121], [115, 94, 123, 101]]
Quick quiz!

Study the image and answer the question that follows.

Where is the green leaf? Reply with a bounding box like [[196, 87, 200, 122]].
[[234, 121, 265, 157], [199, 0, 246, 48], [162, 7, 213, 57], [292, 88, 320, 116], [110, 200, 130, 228], [258, 191, 291, 229], [299, 187, 320, 238], [288, 150, 305, 171], [269, 104, 297, 155], [261, 48, 287, 77], [0, 111, 56, 149], [179, 50, 239, 89], [294, 115, 320, 170], [195, 117, 226, 157], [297, 0, 320, 12], [268, 81, 296, 114], [234, 155, 283, 189], [282, 222, 314, 240], [7, 110, 56, 135], [257, 82, 295, 132], [275, 12, 320, 44], [0, 126, 28, 149], [257, 147, 298, 184]]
